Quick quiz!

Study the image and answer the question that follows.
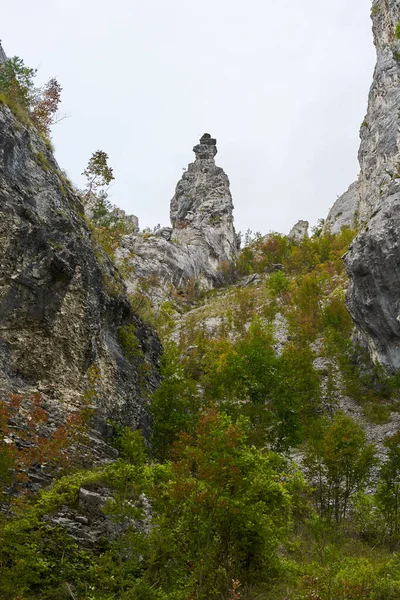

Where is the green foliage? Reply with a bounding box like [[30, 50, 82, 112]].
[[34, 151, 51, 171], [0, 56, 36, 109], [363, 401, 391, 424], [82, 150, 115, 197], [304, 412, 376, 522], [151, 342, 200, 459], [146, 408, 301, 598], [2, 214, 399, 598], [396, 22, 400, 39], [267, 270, 290, 298], [376, 432, 400, 541], [0, 57, 63, 139], [371, 2, 380, 16], [118, 324, 143, 363], [322, 292, 353, 335]]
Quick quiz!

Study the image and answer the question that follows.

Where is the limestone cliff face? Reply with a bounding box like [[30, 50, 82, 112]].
[[332, 1, 400, 371], [327, 0, 400, 233], [115, 134, 238, 295], [0, 104, 161, 443]]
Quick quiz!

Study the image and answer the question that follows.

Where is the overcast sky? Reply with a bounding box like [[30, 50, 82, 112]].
[[3, 0, 375, 235]]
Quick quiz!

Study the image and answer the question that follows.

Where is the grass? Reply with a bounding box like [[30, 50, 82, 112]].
[[34, 151, 51, 172], [0, 92, 31, 127], [363, 402, 391, 425]]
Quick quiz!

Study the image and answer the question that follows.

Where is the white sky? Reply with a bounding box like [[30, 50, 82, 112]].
[[3, 0, 375, 235]]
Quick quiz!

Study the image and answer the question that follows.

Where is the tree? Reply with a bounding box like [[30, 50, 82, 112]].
[[376, 432, 400, 541], [0, 56, 65, 138], [151, 342, 200, 460], [82, 150, 115, 201], [304, 412, 376, 522], [146, 408, 300, 599], [31, 77, 63, 137], [0, 56, 36, 108]]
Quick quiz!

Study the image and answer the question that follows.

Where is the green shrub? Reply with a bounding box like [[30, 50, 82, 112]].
[[363, 402, 391, 424], [267, 270, 290, 298], [34, 151, 50, 172], [117, 324, 143, 363], [371, 3, 380, 16]]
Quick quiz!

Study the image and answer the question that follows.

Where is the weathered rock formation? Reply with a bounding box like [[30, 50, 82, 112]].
[[333, 1, 400, 371], [0, 103, 161, 454], [0, 40, 7, 65], [115, 134, 238, 296], [288, 220, 309, 241], [327, 1, 400, 233], [326, 181, 360, 234]]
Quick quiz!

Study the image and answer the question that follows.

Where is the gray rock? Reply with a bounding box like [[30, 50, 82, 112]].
[[339, 1, 400, 371], [154, 227, 172, 240], [345, 189, 400, 372], [327, 0, 400, 231], [115, 133, 238, 297], [288, 220, 309, 241], [0, 103, 161, 475], [111, 207, 139, 233], [0, 40, 7, 65], [79, 487, 111, 518], [272, 264, 284, 272], [326, 181, 360, 234]]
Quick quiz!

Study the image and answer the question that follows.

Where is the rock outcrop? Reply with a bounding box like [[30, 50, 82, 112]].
[[345, 186, 400, 372], [327, 1, 400, 232], [288, 220, 309, 241], [0, 103, 161, 452], [326, 181, 360, 234], [336, 1, 400, 371], [0, 40, 7, 65], [115, 134, 238, 297]]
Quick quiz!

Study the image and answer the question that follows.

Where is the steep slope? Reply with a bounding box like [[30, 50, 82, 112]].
[[0, 103, 161, 447], [326, 0, 400, 233], [115, 134, 238, 296], [324, 1, 400, 372]]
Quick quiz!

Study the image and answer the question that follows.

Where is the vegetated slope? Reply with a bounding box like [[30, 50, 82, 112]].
[[5, 217, 400, 600], [154, 228, 400, 457], [4, 1, 400, 593], [3, 166, 400, 598]]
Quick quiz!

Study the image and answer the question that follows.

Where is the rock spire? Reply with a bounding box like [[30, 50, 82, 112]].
[[115, 133, 239, 296]]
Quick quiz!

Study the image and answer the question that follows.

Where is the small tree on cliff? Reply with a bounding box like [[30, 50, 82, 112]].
[[0, 56, 36, 109], [0, 56, 63, 137], [31, 77, 63, 137], [82, 150, 115, 200]]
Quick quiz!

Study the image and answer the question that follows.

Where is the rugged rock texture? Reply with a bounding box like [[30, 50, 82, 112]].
[[288, 220, 309, 241], [0, 41, 7, 65], [340, 1, 400, 371], [0, 104, 161, 446], [326, 181, 360, 234], [345, 188, 400, 372], [115, 134, 238, 296], [327, 0, 400, 232]]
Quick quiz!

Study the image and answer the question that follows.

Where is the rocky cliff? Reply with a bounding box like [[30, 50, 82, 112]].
[[327, 1, 400, 233], [0, 102, 161, 459], [328, 1, 400, 371], [115, 134, 238, 297]]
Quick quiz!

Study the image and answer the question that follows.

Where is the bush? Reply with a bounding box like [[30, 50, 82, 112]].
[[304, 412, 376, 522]]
